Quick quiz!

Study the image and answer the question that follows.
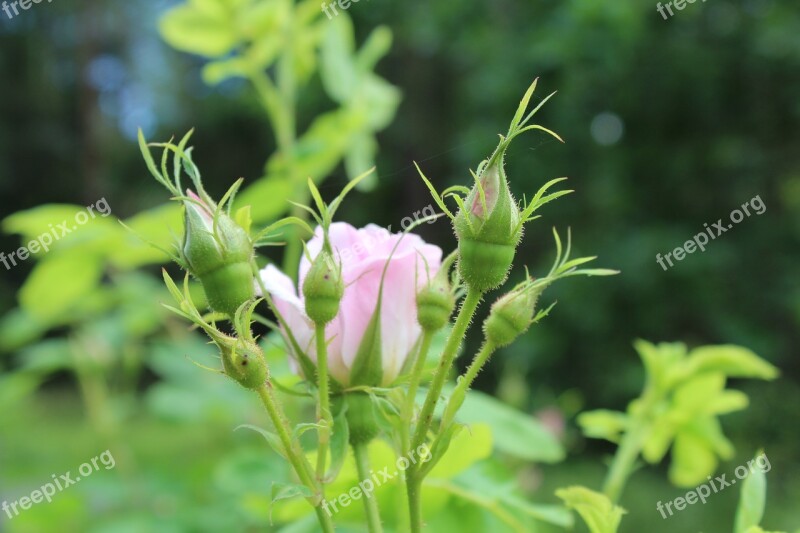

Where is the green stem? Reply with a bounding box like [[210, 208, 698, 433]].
[[407, 476, 424, 533], [601, 388, 658, 502], [411, 289, 482, 451], [438, 341, 496, 432], [353, 441, 384, 533], [402, 330, 434, 451], [256, 383, 335, 533], [315, 322, 333, 479], [399, 333, 433, 533]]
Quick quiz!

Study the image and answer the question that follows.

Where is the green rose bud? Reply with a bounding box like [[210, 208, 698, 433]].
[[302, 248, 344, 325], [182, 190, 254, 316], [454, 155, 522, 293], [219, 336, 269, 390], [483, 278, 546, 347], [416, 252, 456, 332]]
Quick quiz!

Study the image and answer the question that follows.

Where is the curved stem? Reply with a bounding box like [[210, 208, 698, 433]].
[[256, 383, 335, 533], [411, 288, 482, 451], [438, 341, 496, 432], [315, 322, 333, 479], [353, 441, 384, 533]]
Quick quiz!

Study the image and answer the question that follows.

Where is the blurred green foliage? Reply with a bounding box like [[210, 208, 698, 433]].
[[0, 0, 798, 531]]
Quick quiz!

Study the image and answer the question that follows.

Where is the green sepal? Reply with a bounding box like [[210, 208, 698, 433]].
[[348, 301, 383, 387]]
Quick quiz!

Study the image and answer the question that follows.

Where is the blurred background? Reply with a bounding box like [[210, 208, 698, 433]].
[[0, 0, 798, 531]]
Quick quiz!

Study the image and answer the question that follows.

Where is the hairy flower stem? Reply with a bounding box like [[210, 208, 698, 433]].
[[438, 341, 497, 432], [402, 330, 434, 452], [252, 265, 334, 531], [601, 387, 658, 503], [315, 322, 333, 479], [256, 383, 335, 533], [353, 441, 384, 533], [406, 289, 482, 533], [411, 289, 483, 451]]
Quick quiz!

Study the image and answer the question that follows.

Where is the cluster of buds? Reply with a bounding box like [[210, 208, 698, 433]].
[[136, 82, 616, 533]]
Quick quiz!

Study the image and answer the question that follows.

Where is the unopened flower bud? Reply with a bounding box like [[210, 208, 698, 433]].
[[182, 190, 254, 316], [302, 249, 344, 324], [220, 337, 269, 390], [484, 279, 545, 347], [454, 149, 523, 293], [416, 254, 456, 332]]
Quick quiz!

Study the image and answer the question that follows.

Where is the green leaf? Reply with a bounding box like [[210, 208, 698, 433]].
[[356, 26, 393, 72], [556, 486, 625, 533], [425, 423, 493, 479], [668, 426, 718, 487], [0, 308, 50, 352], [449, 389, 564, 463], [672, 372, 726, 418], [159, 1, 239, 58], [320, 14, 357, 103], [202, 56, 251, 85], [19, 253, 104, 322], [17, 339, 73, 373], [642, 415, 676, 464], [577, 410, 628, 443], [357, 74, 401, 131], [344, 133, 378, 190], [271, 482, 313, 504], [4, 205, 86, 242], [271, 482, 313, 521], [502, 494, 574, 528], [235, 424, 288, 460], [734, 451, 769, 533], [686, 345, 779, 380], [634, 339, 687, 392], [236, 176, 294, 224], [113, 203, 182, 268]]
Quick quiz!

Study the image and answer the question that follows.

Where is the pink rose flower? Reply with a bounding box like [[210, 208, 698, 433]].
[[258, 222, 443, 385]]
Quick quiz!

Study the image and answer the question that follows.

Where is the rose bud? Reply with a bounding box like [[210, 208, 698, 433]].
[[182, 190, 254, 316], [483, 278, 546, 347], [302, 247, 344, 325], [416, 252, 456, 332], [454, 153, 522, 293], [219, 336, 269, 390]]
